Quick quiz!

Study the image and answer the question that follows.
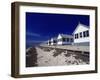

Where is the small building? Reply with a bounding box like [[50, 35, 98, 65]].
[[73, 23, 89, 46], [51, 37, 57, 46], [47, 40, 51, 45], [57, 34, 73, 45]]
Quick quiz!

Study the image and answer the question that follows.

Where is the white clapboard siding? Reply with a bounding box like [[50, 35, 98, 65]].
[[73, 23, 89, 44]]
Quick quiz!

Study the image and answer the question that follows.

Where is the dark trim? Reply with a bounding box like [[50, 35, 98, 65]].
[[14, 70, 97, 78], [13, 1, 97, 10], [11, 2, 20, 77], [11, 3, 16, 77], [95, 7, 98, 73], [11, 2, 98, 78]]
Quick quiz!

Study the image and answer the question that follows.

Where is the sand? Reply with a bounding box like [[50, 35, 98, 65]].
[[31, 46, 89, 67]]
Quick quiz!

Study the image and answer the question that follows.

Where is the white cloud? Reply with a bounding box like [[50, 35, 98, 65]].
[[26, 32, 41, 37], [26, 40, 45, 43], [28, 40, 44, 42]]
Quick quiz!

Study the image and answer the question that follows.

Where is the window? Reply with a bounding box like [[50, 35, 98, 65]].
[[49, 41, 51, 44], [80, 32, 82, 38], [83, 31, 86, 37], [76, 34, 78, 39], [53, 40, 57, 43], [75, 34, 76, 39], [67, 38, 69, 42], [83, 30, 89, 37], [75, 34, 78, 39], [62, 38, 66, 42], [70, 38, 73, 42], [86, 30, 89, 37]]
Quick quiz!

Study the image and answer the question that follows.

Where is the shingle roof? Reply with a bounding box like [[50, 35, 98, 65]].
[[59, 34, 73, 38]]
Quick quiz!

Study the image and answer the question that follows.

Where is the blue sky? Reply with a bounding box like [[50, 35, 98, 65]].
[[26, 12, 89, 48]]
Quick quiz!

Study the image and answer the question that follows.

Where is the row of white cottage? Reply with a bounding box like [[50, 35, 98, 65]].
[[47, 23, 89, 46]]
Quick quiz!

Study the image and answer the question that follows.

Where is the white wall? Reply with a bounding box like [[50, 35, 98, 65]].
[[74, 24, 89, 43], [57, 34, 63, 45], [0, 0, 100, 80], [58, 41, 72, 45], [57, 34, 73, 45]]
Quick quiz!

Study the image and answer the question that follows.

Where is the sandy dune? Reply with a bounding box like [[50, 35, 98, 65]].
[[26, 46, 89, 67]]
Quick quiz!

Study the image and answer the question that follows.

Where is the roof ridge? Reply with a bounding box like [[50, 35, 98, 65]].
[[78, 22, 89, 28]]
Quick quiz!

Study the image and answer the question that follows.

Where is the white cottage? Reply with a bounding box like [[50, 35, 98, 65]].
[[57, 34, 73, 45], [50, 37, 57, 45], [73, 23, 89, 46]]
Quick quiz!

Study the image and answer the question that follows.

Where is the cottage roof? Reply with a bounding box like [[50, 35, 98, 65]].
[[59, 34, 73, 38], [51, 37, 57, 41], [73, 23, 89, 34]]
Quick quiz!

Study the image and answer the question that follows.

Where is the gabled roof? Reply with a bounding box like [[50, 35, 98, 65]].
[[51, 37, 57, 41], [73, 23, 89, 34], [59, 34, 73, 38]]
